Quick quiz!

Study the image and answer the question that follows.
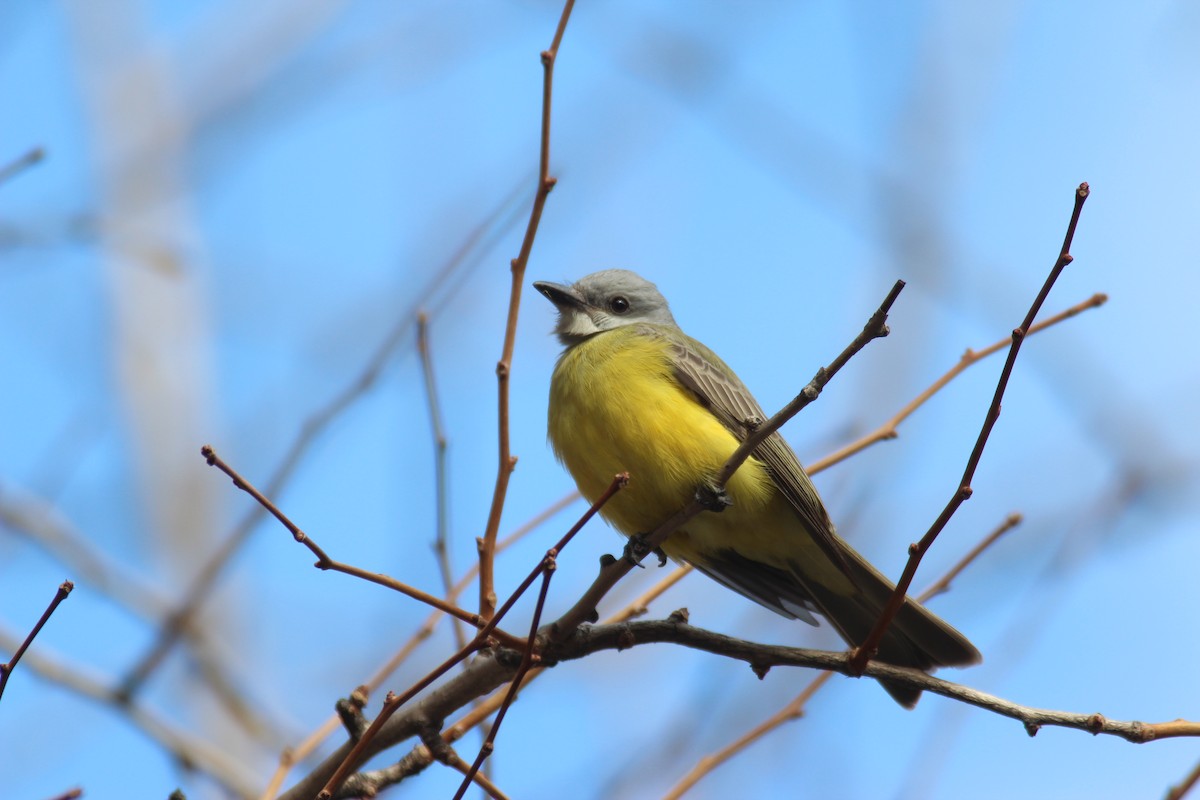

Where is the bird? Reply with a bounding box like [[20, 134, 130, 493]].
[[533, 269, 980, 707]]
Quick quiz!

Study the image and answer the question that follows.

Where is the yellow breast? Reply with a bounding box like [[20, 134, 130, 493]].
[[547, 326, 775, 547]]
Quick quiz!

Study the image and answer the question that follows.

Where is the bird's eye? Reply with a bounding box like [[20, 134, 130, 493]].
[[609, 296, 630, 314]]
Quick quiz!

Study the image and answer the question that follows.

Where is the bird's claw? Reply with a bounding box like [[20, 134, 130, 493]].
[[622, 535, 668, 567], [695, 483, 731, 513]]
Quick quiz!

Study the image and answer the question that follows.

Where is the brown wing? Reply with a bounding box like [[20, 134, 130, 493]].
[[656, 326, 851, 577]]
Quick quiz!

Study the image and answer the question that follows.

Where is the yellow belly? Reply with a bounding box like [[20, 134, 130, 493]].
[[547, 326, 786, 563]]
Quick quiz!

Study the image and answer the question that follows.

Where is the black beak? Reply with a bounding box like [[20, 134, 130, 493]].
[[532, 280, 585, 311]]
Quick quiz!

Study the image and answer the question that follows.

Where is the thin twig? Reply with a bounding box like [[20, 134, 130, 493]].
[[478, 0, 576, 622], [199, 445, 512, 643], [0, 580, 73, 702], [549, 280, 905, 642], [116, 179, 530, 703], [0, 146, 45, 185], [315, 472, 625, 800], [439, 563, 693, 750], [0, 625, 260, 798], [917, 512, 1022, 602], [662, 512, 1022, 799], [807, 293, 1107, 474], [454, 552, 557, 798], [849, 182, 1090, 675], [417, 313, 467, 652], [333, 741, 510, 800], [1166, 757, 1200, 800], [259, 492, 577, 799], [661, 671, 834, 800], [0, 487, 284, 742]]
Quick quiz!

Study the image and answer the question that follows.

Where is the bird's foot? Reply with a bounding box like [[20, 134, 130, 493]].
[[623, 534, 667, 567], [695, 483, 731, 513]]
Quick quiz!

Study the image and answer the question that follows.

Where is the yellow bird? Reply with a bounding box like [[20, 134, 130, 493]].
[[534, 269, 979, 707]]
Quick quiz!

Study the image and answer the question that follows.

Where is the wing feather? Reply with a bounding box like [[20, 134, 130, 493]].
[[654, 327, 851, 577]]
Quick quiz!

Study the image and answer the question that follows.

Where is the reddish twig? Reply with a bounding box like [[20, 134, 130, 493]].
[[549, 280, 905, 642], [199, 445, 510, 642], [260, 491, 579, 800], [807, 293, 1107, 474], [478, 0, 576, 622], [316, 472, 625, 800], [0, 580, 73, 703], [454, 552, 557, 798], [916, 512, 1023, 602], [848, 182, 1090, 675]]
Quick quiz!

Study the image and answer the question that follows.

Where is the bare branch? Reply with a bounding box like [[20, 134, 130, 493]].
[[662, 510, 1022, 798], [199, 445, 511, 642], [417, 312, 468, 654], [454, 552, 557, 798], [0, 624, 260, 798], [1166, 757, 1200, 800], [916, 512, 1022, 602], [259, 493, 577, 798], [477, 0, 576, 621], [807, 293, 1107, 474], [0, 580, 73, 702], [849, 182, 1090, 674], [313, 472, 624, 800], [552, 619, 1198, 744]]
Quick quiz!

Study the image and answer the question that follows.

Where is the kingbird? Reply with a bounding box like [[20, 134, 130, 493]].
[[534, 269, 979, 707]]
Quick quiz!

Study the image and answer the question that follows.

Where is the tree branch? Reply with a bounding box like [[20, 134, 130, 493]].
[[477, 0, 576, 621], [0, 579, 72, 702], [849, 182, 1090, 674], [550, 619, 1197, 744]]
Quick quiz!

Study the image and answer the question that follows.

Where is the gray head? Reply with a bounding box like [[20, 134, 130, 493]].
[[533, 269, 679, 346]]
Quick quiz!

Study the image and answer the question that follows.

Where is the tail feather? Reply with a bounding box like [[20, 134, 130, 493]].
[[794, 548, 980, 708]]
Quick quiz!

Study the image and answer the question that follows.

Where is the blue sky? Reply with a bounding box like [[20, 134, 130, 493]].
[[3, 2, 1199, 798]]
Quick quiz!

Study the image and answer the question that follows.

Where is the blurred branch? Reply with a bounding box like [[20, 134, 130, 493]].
[[287, 514, 683, 800], [1167, 757, 1200, 800], [315, 472, 624, 799], [0, 146, 45, 186], [115, 178, 530, 703], [849, 182, 1090, 675], [807, 292, 1108, 474], [0, 624, 260, 798], [0, 486, 283, 743], [477, 0, 576, 622], [259, 491, 577, 799], [417, 312, 466, 652], [916, 512, 1022, 602], [0, 580, 72, 702]]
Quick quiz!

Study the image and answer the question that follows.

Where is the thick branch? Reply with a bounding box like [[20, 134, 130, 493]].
[[549, 620, 1197, 744]]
